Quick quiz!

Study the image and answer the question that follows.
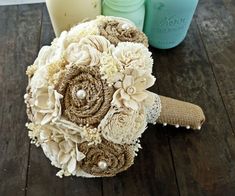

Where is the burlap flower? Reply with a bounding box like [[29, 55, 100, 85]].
[[78, 139, 135, 177], [99, 107, 147, 144], [57, 64, 114, 126], [98, 17, 148, 47]]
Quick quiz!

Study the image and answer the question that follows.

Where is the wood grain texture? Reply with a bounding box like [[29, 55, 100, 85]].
[[0, 4, 42, 196], [196, 0, 235, 130], [154, 17, 235, 196], [25, 5, 103, 196]]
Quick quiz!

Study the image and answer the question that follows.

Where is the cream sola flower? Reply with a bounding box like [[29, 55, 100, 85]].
[[99, 106, 147, 145], [112, 68, 156, 111]]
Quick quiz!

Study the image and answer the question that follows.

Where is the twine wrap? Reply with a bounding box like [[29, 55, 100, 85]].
[[57, 64, 114, 126], [78, 139, 135, 177], [157, 96, 205, 129], [98, 20, 148, 47]]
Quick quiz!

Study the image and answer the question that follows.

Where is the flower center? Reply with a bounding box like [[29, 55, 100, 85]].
[[98, 160, 108, 170], [127, 86, 136, 95], [76, 89, 86, 99]]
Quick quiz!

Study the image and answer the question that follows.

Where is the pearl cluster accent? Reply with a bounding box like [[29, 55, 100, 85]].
[[76, 89, 86, 99]]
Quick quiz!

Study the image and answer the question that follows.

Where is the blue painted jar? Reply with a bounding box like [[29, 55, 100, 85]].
[[144, 0, 199, 49], [102, 0, 145, 30]]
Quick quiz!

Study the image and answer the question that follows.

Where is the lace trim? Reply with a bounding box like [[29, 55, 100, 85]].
[[146, 94, 162, 124]]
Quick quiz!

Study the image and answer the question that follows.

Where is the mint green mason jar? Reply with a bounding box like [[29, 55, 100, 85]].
[[144, 0, 199, 49], [102, 0, 145, 30]]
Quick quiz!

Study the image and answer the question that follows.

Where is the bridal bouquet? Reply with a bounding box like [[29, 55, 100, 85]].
[[25, 16, 205, 178]]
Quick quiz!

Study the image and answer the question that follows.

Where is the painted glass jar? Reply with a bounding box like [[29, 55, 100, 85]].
[[102, 0, 145, 30], [46, 0, 101, 36], [144, 0, 199, 49]]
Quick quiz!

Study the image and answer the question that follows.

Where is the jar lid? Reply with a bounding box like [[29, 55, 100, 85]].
[[104, 0, 145, 12]]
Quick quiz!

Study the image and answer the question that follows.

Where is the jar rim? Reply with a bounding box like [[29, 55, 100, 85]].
[[103, 0, 145, 12]]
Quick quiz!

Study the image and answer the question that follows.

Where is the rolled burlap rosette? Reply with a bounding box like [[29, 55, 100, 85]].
[[24, 16, 205, 178]]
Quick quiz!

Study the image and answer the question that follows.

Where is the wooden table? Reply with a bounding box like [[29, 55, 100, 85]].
[[0, 1, 235, 196]]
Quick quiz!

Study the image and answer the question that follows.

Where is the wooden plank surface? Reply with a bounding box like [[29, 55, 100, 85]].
[[154, 17, 235, 196], [196, 0, 235, 130], [0, 1, 235, 196], [0, 4, 43, 196]]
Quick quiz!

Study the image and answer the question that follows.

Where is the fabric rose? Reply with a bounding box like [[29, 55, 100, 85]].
[[34, 32, 68, 68], [99, 107, 147, 144], [112, 69, 156, 110], [26, 120, 83, 146], [97, 16, 148, 47], [27, 122, 86, 175], [78, 139, 135, 177], [26, 86, 63, 125], [56, 64, 114, 126], [78, 35, 113, 54], [64, 35, 113, 66], [65, 21, 100, 47]]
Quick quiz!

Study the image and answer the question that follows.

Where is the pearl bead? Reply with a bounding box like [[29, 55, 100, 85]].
[[186, 126, 190, 129], [175, 124, 180, 128], [163, 123, 167, 126], [98, 161, 108, 170], [76, 89, 86, 99], [122, 24, 130, 29], [24, 94, 28, 99], [197, 126, 201, 130]]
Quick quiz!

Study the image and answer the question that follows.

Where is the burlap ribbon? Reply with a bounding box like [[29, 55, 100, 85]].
[[157, 96, 205, 129]]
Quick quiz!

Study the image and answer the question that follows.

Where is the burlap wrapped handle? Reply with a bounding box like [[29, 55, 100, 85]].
[[156, 96, 205, 130]]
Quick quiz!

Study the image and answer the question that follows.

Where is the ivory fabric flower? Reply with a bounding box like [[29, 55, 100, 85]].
[[100, 52, 123, 85], [65, 21, 100, 46], [26, 86, 63, 125], [112, 69, 156, 110], [27, 122, 87, 176], [34, 32, 68, 68], [113, 42, 153, 75], [99, 107, 147, 144]]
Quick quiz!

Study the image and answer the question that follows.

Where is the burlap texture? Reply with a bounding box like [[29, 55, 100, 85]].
[[98, 20, 148, 47], [57, 64, 114, 126], [157, 96, 205, 129], [78, 139, 134, 177]]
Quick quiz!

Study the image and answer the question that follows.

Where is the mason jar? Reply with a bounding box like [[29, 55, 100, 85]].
[[144, 0, 199, 49], [46, 0, 101, 37], [102, 0, 145, 31]]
